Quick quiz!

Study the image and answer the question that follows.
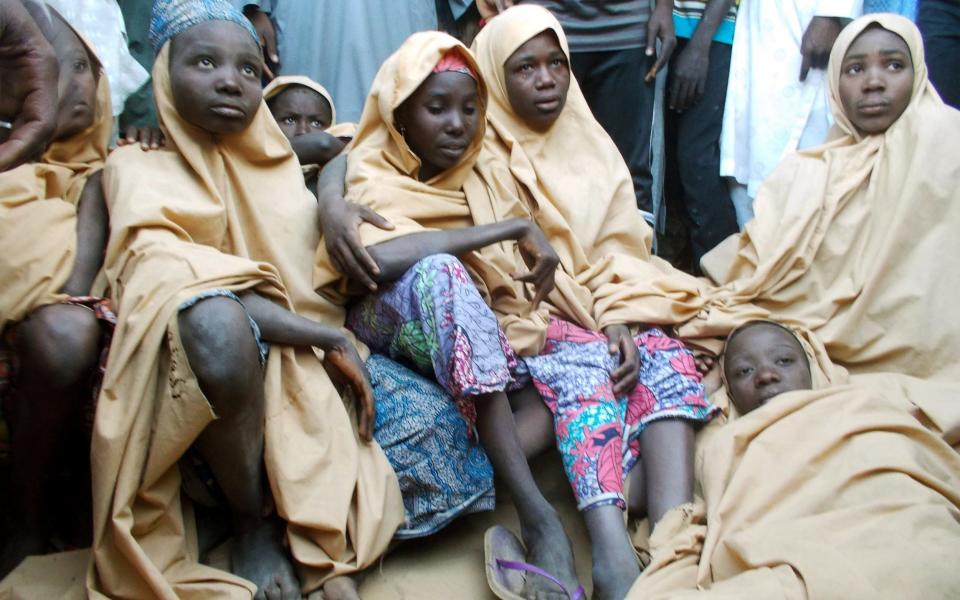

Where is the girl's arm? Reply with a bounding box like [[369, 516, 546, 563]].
[[237, 290, 375, 441], [290, 130, 346, 168], [60, 171, 107, 296], [368, 217, 560, 308]]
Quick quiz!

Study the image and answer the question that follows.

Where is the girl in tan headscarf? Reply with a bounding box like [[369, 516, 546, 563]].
[[471, 7, 718, 597], [263, 76, 355, 195], [0, 12, 113, 578], [679, 13, 960, 385], [88, 1, 405, 598]]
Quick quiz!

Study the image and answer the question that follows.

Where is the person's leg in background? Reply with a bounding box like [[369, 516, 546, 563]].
[[919, 0, 960, 109], [669, 38, 738, 272], [572, 49, 657, 216]]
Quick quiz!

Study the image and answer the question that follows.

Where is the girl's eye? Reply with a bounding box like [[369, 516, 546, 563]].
[[427, 105, 445, 115], [551, 58, 566, 67], [888, 61, 904, 71], [776, 357, 794, 366], [736, 367, 753, 378], [310, 120, 324, 128], [282, 117, 295, 125], [73, 60, 87, 72], [198, 57, 214, 68], [845, 63, 863, 75], [242, 64, 258, 76], [520, 63, 534, 72], [463, 104, 476, 116]]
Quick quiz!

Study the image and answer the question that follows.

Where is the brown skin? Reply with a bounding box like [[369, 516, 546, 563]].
[[838, 26, 914, 137], [800, 16, 843, 81], [395, 70, 480, 182], [169, 20, 371, 600], [118, 124, 165, 150], [644, 0, 677, 82], [48, 20, 95, 142], [169, 20, 263, 135], [0, 0, 59, 170], [503, 30, 570, 131], [723, 322, 813, 416], [244, 6, 279, 78], [668, 0, 734, 111]]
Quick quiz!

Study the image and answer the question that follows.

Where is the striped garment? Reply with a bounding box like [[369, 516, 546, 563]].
[[673, 0, 738, 44]]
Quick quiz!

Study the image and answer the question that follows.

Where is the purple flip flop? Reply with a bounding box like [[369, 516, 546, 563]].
[[484, 525, 585, 600]]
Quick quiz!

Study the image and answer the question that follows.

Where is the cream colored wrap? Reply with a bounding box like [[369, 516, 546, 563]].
[[88, 43, 403, 599], [680, 14, 960, 384], [472, 5, 708, 330], [0, 27, 111, 329], [628, 383, 960, 599]]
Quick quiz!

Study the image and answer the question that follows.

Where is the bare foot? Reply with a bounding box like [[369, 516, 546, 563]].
[[520, 509, 580, 600], [591, 558, 639, 600], [321, 575, 361, 600], [0, 530, 47, 579], [231, 518, 301, 600]]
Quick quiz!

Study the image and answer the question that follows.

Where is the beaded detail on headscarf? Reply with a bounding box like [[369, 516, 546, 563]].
[[433, 48, 477, 80], [149, 0, 259, 52]]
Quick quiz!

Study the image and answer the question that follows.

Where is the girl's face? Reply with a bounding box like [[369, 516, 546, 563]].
[[395, 71, 480, 181], [51, 25, 97, 141], [838, 26, 914, 136], [723, 323, 813, 415], [269, 86, 333, 140], [503, 30, 570, 131], [169, 21, 263, 135]]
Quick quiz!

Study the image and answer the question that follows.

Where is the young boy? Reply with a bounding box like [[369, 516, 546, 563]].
[[0, 11, 112, 578], [721, 320, 813, 415]]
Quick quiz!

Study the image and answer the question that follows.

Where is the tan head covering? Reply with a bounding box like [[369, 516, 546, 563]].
[[89, 38, 403, 598], [472, 5, 707, 330], [682, 14, 960, 383], [314, 31, 566, 354], [0, 23, 112, 329]]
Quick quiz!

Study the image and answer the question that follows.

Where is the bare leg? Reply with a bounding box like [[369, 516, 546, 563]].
[[0, 304, 99, 578], [477, 391, 579, 600], [640, 419, 695, 527], [626, 463, 646, 519], [584, 505, 641, 600], [508, 384, 555, 460], [178, 298, 299, 600]]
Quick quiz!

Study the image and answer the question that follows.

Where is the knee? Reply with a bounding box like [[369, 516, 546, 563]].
[[177, 297, 259, 387], [16, 304, 101, 390], [414, 253, 465, 276]]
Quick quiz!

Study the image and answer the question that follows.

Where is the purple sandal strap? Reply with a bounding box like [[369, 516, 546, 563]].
[[495, 559, 586, 600]]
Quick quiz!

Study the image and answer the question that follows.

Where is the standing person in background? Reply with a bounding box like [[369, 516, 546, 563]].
[[237, 0, 440, 123], [864, 0, 917, 18], [720, 0, 861, 228], [479, 0, 677, 222], [115, 0, 165, 148], [918, 0, 960, 109], [665, 0, 738, 273]]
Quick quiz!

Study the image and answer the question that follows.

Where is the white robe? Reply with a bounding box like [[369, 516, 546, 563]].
[[719, 0, 862, 198]]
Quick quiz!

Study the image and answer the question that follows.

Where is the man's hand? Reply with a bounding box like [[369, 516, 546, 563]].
[[645, 1, 677, 82], [512, 220, 559, 309], [669, 42, 710, 111], [604, 324, 640, 396], [245, 8, 278, 79], [800, 16, 842, 81], [322, 341, 376, 443], [322, 198, 394, 292], [0, 0, 59, 170], [117, 125, 166, 151]]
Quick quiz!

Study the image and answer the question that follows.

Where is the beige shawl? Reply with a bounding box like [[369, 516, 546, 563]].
[[88, 43, 403, 599], [472, 4, 707, 330], [0, 28, 111, 329]]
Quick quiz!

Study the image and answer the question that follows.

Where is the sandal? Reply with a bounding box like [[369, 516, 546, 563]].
[[484, 525, 585, 600]]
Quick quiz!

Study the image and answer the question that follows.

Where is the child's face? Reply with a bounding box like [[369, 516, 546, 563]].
[[51, 26, 97, 141], [269, 86, 333, 140], [503, 30, 570, 131], [838, 26, 914, 136], [395, 71, 480, 179], [169, 20, 263, 135], [724, 323, 813, 415]]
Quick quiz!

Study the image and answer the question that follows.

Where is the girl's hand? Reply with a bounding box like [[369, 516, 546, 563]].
[[118, 125, 165, 151], [512, 221, 559, 309], [604, 324, 640, 396], [322, 198, 394, 291], [322, 341, 376, 443]]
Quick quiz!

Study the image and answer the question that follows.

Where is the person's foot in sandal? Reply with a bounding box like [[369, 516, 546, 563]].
[[486, 525, 585, 600], [520, 511, 581, 599]]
